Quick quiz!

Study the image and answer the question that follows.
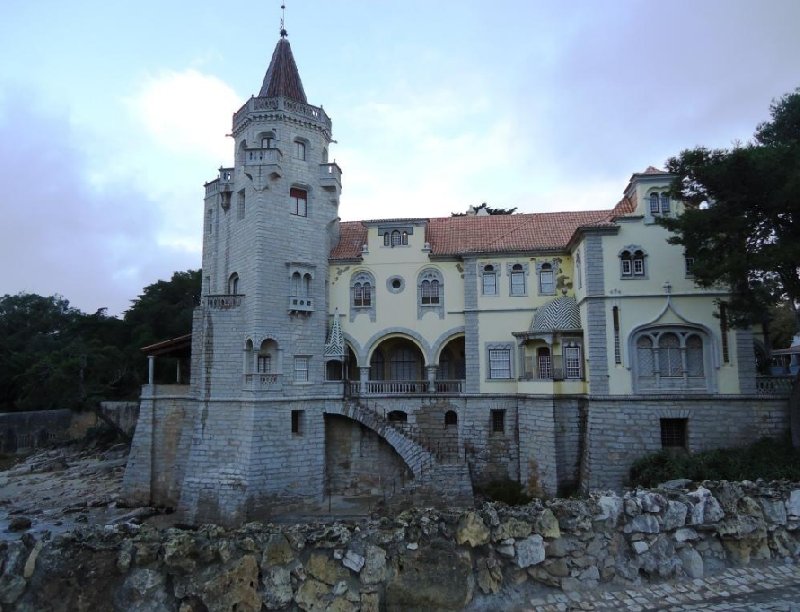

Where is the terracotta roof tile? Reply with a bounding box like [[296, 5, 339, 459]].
[[610, 195, 637, 217], [330, 209, 616, 260]]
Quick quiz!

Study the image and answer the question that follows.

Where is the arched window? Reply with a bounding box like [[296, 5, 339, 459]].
[[575, 253, 583, 289], [228, 273, 239, 295], [322, 147, 328, 163], [402, 231, 408, 245], [649, 192, 660, 214], [418, 268, 444, 318], [383, 232, 390, 246], [245, 339, 254, 373], [538, 263, 555, 295], [620, 247, 647, 278], [370, 350, 385, 380], [444, 410, 458, 427], [510, 263, 526, 296], [350, 270, 376, 321], [260, 131, 276, 148], [482, 264, 497, 295], [391, 230, 402, 246], [291, 272, 301, 297], [389, 346, 418, 380], [303, 273, 311, 297], [633, 327, 710, 392], [660, 193, 670, 214]]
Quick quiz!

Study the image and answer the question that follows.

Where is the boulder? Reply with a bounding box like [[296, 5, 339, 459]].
[[262, 533, 295, 567], [678, 548, 704, 578], [360, 545, 386, 585], [759, 499, 787, 525], [113, 568, 172, 612], [262, 566, 293, 610], [515, 534, 545, 568], [687, 487, 725, 525], [624, 514, 660, 534], [294, 578, 329, 611], [786, 490, 800, 518], [342, 550, 365, 573], [534, 509, 561, 539], [595, 495, 623, 523], [306, 552, 349, 586], [456, 512, 490, 547], [494, 517, 531, 541], [661, 501, 688, 531]]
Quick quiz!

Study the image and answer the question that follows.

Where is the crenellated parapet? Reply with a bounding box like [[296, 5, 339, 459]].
[[232, 95, 332, 137]]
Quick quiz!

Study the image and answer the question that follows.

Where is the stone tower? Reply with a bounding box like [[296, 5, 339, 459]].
[[177, 32, 344, 524]]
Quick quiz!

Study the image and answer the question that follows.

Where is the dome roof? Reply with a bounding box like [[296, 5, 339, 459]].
[[530, 296, 581, 332]]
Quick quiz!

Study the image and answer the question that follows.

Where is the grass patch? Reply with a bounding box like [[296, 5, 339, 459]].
[[629, 436, 800, 488]]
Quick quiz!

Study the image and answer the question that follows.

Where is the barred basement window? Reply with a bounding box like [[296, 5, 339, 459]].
[[491, 409, 506, 433], [660, 418, 687, 449]]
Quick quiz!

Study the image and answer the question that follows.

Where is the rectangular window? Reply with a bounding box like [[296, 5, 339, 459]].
[[491, 409, 506, 433], [685, 257, 695, 277], [660, 194, 671, 214], [290, 188, 307, 217], [539, 270, 555, 294], [482, 271, 497, 295], [564, 346, 582, 379], [237, 190, 246, 220], [207, 209, 213, 234], [649, 194, 660, 215], [488, 348, 511, 379], [257, 355, 271, 374], [294, 356, 309, 382], [720, 302, 729, 363], [291, 410, 304, 435], [621, 259, 632, 276], [510, 271, 525, 295], [660, 418, 687, 449], [613, 306, 621, 365], [633, 259, 644, 276], [295, 141, 306, 160]]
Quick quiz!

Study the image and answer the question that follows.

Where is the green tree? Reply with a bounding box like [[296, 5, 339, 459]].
[[659, 87, 800, 445], [451, 202, 518, 217]]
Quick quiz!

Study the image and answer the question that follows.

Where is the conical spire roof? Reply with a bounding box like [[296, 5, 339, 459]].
[[259, 37, 308, 103]]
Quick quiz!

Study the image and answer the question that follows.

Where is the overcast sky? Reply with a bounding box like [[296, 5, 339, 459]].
[[1, 0, 798, 316]]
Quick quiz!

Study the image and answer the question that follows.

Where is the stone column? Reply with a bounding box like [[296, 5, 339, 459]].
[[426, 365, 437, 393], [148, 355, 155, 385], [359, 366, 370, 395]]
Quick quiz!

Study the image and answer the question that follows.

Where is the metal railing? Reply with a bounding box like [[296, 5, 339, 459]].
[[345, 379, 465, 395]]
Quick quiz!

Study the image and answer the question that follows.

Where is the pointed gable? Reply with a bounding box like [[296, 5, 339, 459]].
[[259, 38, 308, 103]]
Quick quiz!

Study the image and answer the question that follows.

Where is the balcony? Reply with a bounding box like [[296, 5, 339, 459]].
[[288, 295, 313, 313], [206, 294, 243, 310], [319, 163, 342, 191], [233, 95, 332, 133], [346, 379, 464, 396], [756, 375, 793, 396], [244, 373, 283, 392]]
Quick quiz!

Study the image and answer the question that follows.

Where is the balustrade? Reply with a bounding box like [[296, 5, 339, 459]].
[[755, 375, 793, 396], [206, 294, 243, 310]]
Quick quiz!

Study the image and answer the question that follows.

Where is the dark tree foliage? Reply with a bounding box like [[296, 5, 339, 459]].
[[0, 269, 202, 412], [451, 202, 518, 217], [659, 88, 800, 332], [659, 88, 800, 446]]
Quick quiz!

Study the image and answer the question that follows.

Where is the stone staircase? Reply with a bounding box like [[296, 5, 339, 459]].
[[330, 400, 474, 504]]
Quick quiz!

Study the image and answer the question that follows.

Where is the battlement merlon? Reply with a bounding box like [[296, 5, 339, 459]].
[[232, 95, 332, 139]]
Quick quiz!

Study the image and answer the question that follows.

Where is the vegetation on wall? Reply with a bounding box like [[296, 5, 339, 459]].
[[628, 436, 800, 488], [0, 270, 201, 412], [451, 202, 518, 216]]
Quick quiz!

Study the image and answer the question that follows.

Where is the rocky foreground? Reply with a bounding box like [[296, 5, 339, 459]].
[[1, 447, 800, 611]]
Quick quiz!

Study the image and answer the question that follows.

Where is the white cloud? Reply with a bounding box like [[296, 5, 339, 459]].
[[128, 68, 239, 162]]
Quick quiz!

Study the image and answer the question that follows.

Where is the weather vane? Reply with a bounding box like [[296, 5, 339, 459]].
[[280, 2, 287, 38]]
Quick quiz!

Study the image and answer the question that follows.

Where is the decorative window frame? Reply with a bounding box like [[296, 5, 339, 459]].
[[630, 326, 713, 393], [481, 263, 498, 296], [506, 262, 529, 297], [386, 275, 405, 294], [619, 245, 648, 279], [350, 270, 376, 322], [228, 272, 240, 295], [378, 223, 414, 248], [647, 190, 672, 218], [417, 267, 444, 319], [535, 260, 557, 296], [485, 342, 514, 380]]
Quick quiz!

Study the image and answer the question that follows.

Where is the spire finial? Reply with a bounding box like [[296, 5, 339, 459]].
[[280, 3, 287, 38]]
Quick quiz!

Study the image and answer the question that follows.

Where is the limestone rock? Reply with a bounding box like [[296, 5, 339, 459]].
[[456, 512, 490, 547], [595, 495, 623, 523], [360, 545, 386, 585], [307, 552, 349, 586], [295, 578, 329, 611], [262, 533, 295, 567], [342, 550, 365, 573], [678, 548, 704, 579], [114, 568, 172, 612], [624, 514, 660, 534], [515, 534, 545, 568], [8, 516, 32, 532], [632, 541, 649, 555], [535, 509, 561, 539], [197, 555, 261, 612], [675, 527, 699, 543], [687, 487, 725, 525], [262, 566, 293, 610], [661, 501, 688, 531], [327, 595, 357, 612], [476, 559, 502, 594], [385, 542, 473, 610], [543, 557, 569, 577], [785, 490, 800, 518], [494, 517, 531, 541], [759, 498, 787, 525], [360, 592, 379, 612]]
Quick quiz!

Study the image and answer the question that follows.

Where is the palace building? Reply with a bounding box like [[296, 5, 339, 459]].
[[122, 32, 788, 526]]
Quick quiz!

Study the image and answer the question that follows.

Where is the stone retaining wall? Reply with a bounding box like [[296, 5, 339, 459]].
[[2, 480, 799, 610]]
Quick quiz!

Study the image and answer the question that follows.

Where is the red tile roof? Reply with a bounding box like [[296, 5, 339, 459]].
[[330, 210, 616, 260]]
